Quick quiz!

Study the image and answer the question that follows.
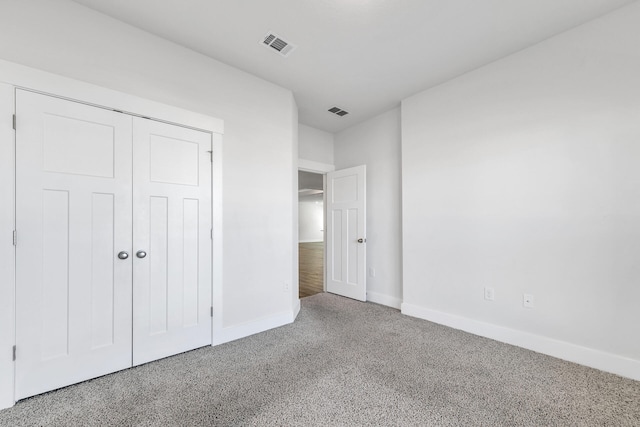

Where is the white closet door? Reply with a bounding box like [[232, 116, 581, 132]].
[[132, 118, 212, 365], [15, 90, 133, 400]]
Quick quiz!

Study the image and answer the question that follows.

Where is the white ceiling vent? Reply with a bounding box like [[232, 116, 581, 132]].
[[260, 31, 296, 57], [328, 107, 349, 117]]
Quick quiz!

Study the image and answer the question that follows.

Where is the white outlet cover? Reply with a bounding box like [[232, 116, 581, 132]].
[[523, 293, 534, 308], [484, 287, 495, 301]]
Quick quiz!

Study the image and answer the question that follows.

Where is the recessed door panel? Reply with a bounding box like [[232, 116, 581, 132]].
[[41, 190, 70, 361], [15, 90, 133, 400], [332, 175, 358, 203], [148, 196, 170, 335], [183, 198, 200, 327], [149, 135, 199, 186], [347, 208, 359, 285], [133, 118, 212, 366], [331, 210, 343, 282], [90, 193, 116, 349], [43, 114, 115, 178]]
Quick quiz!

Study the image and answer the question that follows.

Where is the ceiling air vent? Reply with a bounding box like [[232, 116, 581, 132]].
[[261, 31, 296, 57], [328, 107, 349, 117]]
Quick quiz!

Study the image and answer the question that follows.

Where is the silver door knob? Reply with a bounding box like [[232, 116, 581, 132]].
[[357, 238, 365, 243], [117, 251, 129, 260], [136, 250, 147, 259]]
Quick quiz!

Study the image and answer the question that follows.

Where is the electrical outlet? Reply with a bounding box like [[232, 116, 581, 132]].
[[523, 293, 534, 308], [284, 282, 290, 292], [369, 268, 376, 278], [484, 287, 495, 301]]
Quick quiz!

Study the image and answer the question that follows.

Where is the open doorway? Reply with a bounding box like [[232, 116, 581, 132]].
[[298, 170, 325, 298]]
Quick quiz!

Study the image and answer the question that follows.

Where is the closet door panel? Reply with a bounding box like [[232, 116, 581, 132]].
[[15, 90, 133, 400], [132, 118, 212, 365]]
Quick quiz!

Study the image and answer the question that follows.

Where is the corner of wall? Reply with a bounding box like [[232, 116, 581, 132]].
[[298, 123, 335, 169], [367, 291, 402, 310], [333, 107, 403, 309], [212, 308, 298, 347]]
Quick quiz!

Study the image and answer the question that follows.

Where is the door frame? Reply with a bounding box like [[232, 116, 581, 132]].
[[298, 160, 335, 294], [0, 59, 223, 409], [0, 83, 15, 411]]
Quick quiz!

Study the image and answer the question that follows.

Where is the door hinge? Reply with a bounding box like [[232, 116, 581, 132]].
[[207, 150, 213, 162], [12, 345, 16, 361], [210, 306, 213, 318], [12, 114, 16, 130], [12, 230, 17, 246], [210, 228, 213, 240]]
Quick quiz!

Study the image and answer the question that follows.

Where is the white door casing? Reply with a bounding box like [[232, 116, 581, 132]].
[[0, 84, 16, 409], [15, 90, 134, 399], [326, 165, 366, 301], [132, 118, 212, 366]]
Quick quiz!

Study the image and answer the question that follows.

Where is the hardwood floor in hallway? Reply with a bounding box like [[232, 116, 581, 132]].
[[299, 242, 324, 298]]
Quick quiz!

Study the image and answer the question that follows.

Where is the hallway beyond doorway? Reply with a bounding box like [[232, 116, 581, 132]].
[[299, 242, 323, 298]]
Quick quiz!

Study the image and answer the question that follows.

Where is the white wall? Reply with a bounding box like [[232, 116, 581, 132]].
[[0, 0, 296, 349], [401, 2, 640, 379], [299, 196, 324, 242], [334, 108, 403, 308], [299, 123, 334, 170]]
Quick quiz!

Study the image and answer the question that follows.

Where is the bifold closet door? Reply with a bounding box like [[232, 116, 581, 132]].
[[14, 90, 213, 399], [15, 90, 134, 400], [132, 118, 212, 366]]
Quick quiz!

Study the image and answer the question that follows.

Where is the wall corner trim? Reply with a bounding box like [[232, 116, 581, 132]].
[[400, 302, 640, 381], [212, 308, 297, 346], [367, 291, 402, 310], [292, 299, 301, 320]]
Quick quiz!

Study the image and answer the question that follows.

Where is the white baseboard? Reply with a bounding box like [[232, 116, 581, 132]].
[[367, 291, 402, 309], [0, 393, 13, 411], [212, 308, 297, 346], [401, 302, 640, 381]]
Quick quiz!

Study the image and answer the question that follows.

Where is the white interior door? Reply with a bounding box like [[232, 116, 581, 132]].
[[326, 165, 366, 301], [132, 118, 212, 366], [15, 90, 133, 399]]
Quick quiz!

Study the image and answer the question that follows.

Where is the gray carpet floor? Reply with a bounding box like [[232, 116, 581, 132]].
[[0, 293, 638, 426]]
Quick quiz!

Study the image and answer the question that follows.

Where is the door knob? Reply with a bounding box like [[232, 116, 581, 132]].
[[117, 251, 129, 260], [136, 250, 147, 259], [357, 238, 366, 243]]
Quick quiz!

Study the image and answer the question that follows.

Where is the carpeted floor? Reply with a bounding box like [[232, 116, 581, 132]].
[[1, 293, 638, 426]]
